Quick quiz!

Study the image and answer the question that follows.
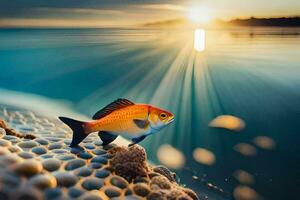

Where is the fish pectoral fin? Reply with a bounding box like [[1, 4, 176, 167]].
[[98, 131, 118, 146], [133, 119, 149, 129], [129, 135, 147, 147], [93, 98, 135, 120]]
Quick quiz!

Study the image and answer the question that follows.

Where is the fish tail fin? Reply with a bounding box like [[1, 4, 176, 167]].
[[58, 116, 88, 147]]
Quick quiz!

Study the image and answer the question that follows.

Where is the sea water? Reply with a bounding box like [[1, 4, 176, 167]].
[[0, 27, 299, 200]]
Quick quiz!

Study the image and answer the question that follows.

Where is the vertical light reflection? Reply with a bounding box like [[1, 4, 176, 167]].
[[149, 40, 193, 148], [77, 33, 181, 111], [194, 29, 206, 52]]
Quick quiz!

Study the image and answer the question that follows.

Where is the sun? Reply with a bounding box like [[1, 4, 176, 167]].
[[187, 6, 212, 24]]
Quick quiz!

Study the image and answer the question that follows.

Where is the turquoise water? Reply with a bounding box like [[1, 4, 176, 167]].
[[0, 28, 300, 199]]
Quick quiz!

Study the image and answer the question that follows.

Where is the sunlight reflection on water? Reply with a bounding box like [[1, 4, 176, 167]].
[[194, 28, 206, 52]]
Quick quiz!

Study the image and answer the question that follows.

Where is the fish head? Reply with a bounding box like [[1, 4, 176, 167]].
[[148, 106, 174, 131]]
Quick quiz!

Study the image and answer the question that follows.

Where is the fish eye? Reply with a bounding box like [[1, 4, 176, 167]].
[[160, 113, 167, 119]]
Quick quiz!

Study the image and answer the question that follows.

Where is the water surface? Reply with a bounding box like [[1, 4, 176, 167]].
[[0, 27, 299, 200]]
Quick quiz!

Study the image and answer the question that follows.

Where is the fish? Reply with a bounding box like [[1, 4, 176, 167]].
[[59, 98, 174, 147]]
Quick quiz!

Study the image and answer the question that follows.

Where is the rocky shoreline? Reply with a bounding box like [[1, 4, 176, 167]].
[[0, 105, 198, 200]]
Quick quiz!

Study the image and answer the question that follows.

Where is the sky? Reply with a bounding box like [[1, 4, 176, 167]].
[[0, 0, 299, 27]]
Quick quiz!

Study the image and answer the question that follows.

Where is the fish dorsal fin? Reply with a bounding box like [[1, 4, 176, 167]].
[[93, 98, 135, 119]]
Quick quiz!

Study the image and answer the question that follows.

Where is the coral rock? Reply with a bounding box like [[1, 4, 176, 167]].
[[182, 188, 199, 200], [110, 145, 149, 181], [153, 165, 177, 182], [167, 188, 193, 200], [147, 190, 168, 200], [150, 175, 172, 190]]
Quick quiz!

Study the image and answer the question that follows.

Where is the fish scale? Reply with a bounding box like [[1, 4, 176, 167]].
[[93, 105, 149, 135]]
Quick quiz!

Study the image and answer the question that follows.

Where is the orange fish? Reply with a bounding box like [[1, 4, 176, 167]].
[[59, 98, 174, 147]]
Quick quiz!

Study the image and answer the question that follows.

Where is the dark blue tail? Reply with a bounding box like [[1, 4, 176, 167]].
[[58, 116, 87, 147]]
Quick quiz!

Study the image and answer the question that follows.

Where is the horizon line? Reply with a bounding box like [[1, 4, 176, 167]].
[[0, 16, 299, 29]]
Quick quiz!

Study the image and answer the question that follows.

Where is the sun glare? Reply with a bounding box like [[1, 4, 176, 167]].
[[188, 6, 212, 24], [194, 29, 206, 52]]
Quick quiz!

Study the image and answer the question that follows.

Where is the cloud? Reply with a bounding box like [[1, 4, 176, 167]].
[[133, 4, 186, 11], [34, 7, 125, 15], [0, 3, 185, 27], [0, 18, 127, 28], [0, 0, 299, 27]]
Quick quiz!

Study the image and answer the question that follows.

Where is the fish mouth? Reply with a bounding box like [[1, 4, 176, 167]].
[[168, 117, 175, 124]]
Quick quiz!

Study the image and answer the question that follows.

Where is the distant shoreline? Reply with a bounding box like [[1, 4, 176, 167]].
[[229, 17, 300, 27], [141, 17, 300, 28], [0, 17, 300, 29]]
